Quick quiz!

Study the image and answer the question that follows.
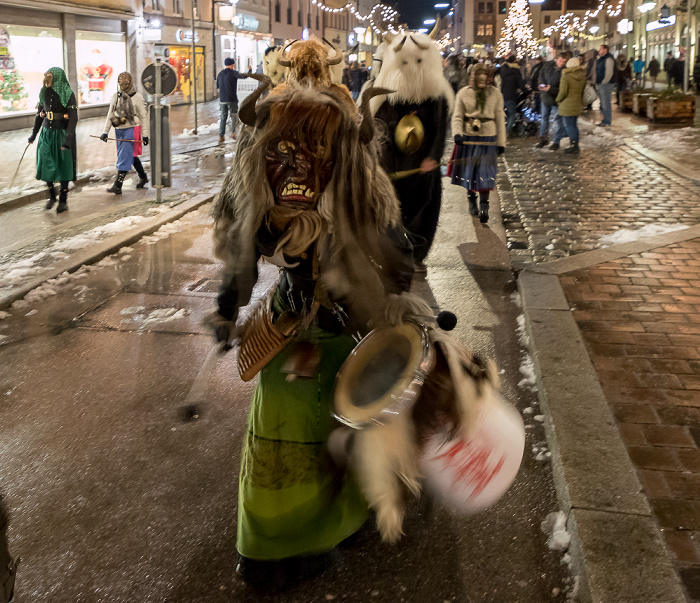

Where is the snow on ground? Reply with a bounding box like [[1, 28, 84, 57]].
[[541, 511, 571, 552], [120, 305, 192, 327], [0, 181, 44, 199], [177, 122, 219, 138], [635, 126, 700, 156], [597, 223, 688, 247], [578, 119, 618, 148]]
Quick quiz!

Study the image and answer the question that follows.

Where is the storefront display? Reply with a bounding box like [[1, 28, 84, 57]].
[[155, 44, 205, 104], [0, 25, 63, 114], [220, 35, 270, 73], [76, 31, 127, 106]]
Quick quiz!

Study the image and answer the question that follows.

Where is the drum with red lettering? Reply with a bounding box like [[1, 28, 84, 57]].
[[419, 398, 526, 513]]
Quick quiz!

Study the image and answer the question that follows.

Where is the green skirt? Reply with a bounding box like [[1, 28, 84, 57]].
[[36, 128, 75, 183], [237, 326, 368, 560]]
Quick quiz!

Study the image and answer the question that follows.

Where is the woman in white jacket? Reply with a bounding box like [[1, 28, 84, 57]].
[[100, 72, 149, 194], [450, 64, 506, 224]]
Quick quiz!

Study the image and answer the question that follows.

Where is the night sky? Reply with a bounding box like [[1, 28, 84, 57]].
[[392, 0, 451, 31]]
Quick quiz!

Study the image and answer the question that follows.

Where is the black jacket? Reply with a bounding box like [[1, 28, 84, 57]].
[[500, 61, 523, 101], [30, 88, 78, 180], [539, 60, 562, 105], [530, 61, 544, 88]]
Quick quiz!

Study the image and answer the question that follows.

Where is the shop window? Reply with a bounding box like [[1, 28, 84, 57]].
[[298, 9, 302, 26], [485, 24, 493, 35], [287, 2, 292, 24], [275, 1, 280, 21], [477, 24, 485, 35], [316, 14, 319, 29], [76, 31, 127, 106], [173, 0, 182, 14], [0, 25, 63, 113], [486, 2, 493, 13], [478, 2, 485, 13], [307, 13, 311, 28], [499, 1, 506, 13], [152, 0, 162, 11], [157, 44, 205, 104], [544, 15, 550, 23]]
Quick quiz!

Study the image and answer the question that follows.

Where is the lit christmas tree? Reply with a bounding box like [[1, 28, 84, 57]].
[[497, 0, 539, 58], [0, 69, 28, 104]]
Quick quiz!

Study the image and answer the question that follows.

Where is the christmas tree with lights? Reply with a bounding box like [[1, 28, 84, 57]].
[[0, 69, 28, 105], [497, 0, 539, 59]]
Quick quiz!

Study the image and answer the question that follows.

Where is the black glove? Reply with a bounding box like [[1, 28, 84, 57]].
[[202, 310, 238, 345], [454, 134, 464, 145], [27, 135, 35, 144], [99, 133, 108, 142], [498, 146, 505, 155], [142, 136, 149, 146]]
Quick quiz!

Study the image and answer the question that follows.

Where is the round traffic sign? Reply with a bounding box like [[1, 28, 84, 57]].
[[141, 61, 178, 96]]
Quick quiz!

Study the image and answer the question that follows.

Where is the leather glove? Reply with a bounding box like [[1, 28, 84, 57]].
[[453, 134, 464, 145], [27, 135, 35, 144], [100, 133, 108, 142], [142, 136, 149, 146], [202, 310, 238, 347], [497, 146, 505, 155]]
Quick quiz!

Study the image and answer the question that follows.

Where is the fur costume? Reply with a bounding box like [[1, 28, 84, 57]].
[[369, 32, 454, 263], [262, 45, 288, 86], [210, 38, 414, 572]]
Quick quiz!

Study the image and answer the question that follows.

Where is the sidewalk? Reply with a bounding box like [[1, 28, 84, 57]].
[[0, 99, 227, 196]]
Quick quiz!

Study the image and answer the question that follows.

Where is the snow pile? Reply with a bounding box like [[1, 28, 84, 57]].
[[518, 356, 537, 389], [9, 268, 91, 310], [0, 181, 44, 198], [636, 127, 700, 156], [541, 511, 571, 552], [579, 120, 618, 148], [598, 223, 688, 247], [177, 122, 220, 138], [78, 166, 117, 182], [532, 440, 551, 462], [120, 305, 191, 327]]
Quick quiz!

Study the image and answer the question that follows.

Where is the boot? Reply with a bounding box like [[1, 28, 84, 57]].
[[564, 141, 580, 154], [45, 181, 57, 210], [549, 142, 560, 150], [535, 137, 548, 148], [107, 170, 127, 194], [479, 192, 490, 224], [134, 159, 149, 189], [56, 186, 68, 213], [468, 191, 479, 216]]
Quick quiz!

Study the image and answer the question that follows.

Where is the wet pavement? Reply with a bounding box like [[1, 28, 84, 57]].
[[0, 179, 574, 601]]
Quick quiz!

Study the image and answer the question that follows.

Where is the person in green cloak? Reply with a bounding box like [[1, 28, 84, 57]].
[[27, 67, 78, 213]]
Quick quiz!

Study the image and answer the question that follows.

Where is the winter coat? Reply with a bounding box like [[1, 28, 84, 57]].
[[648, 58, 661, 77], [103, 90, 149, 137], [530, 61, 544, 88], [596, 53, 615, 84], [671, 60, 685, 86], [452, 86, 506, 148], [349, 66, 368, 92], [694, 59, 700, 84], [555, 66, 586, 117], [499, 61, 523, 102], [664, 57, 675, 73], [539, 60, 562, 105], [443, 61, 468, 92]]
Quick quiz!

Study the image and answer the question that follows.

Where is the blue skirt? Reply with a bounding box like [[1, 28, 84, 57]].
[[450, 135, 498, 192], [115, 127, 135, 171]]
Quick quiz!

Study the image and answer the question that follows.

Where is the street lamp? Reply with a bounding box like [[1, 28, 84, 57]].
[[435, 3, 450, 7], [424, 19, 437, 24]]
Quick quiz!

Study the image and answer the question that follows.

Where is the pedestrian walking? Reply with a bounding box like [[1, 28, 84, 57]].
[[499, 55, 523, 136], [205, 38, 414, 588], [671, 55, 685, 87], [615, 54, 631, 105], [632, 56, 645, 87], [648, 56, 660, 87], [217, 57, 249, 143], [535, 52, 568, 148], [27, 67, 78, 213], [529, 56, 545, 115], [596, 45, 616, 127], [443, 54, 468, 94], [348, 61, 368, 101], [451, 63, 506, 224], [664, 52, 676, 85], [100, 71, 149, 194], [555, 57, 586, 154]]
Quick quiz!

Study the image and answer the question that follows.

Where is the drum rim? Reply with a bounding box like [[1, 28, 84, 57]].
[[334, 322, 434, 429]]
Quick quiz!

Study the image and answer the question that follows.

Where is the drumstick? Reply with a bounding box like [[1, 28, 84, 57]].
[[90, 135, 142, 142]]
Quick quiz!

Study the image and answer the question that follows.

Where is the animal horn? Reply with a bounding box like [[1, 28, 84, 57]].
[[410, 35, 430, 50], [383, 32, 395, 43], [394, 36, 406, 51], [277, 39, 298, 67], [358, 87, 393, 143], [238, 73, 273, 127], [429, 16, 440, 39], [322, 37, 343, 65]]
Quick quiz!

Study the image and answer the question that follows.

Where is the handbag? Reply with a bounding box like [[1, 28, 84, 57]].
[[583, 83, 598, 107]]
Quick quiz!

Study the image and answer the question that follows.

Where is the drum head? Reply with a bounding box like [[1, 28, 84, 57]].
[[419, 399, 525, 514], [335, 323, 427, 427]]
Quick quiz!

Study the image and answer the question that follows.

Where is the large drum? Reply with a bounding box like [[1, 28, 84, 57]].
[[334, 322, 434, 429]]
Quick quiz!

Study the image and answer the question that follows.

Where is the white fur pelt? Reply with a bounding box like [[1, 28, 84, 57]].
[[262, 46, 288, 86], [369, 33, 455, 115]]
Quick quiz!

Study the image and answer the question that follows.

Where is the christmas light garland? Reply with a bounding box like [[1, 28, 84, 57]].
[[309, 1, 404, 35], [497, 0, 539, 58], [543, 0, 625, 39]]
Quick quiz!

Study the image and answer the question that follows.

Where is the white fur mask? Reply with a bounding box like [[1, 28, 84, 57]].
[[263, 47, 288, 86], [370, 33, 454, 114]]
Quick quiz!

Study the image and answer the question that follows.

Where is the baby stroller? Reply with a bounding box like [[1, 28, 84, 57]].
[[511, 89, 539, 138]]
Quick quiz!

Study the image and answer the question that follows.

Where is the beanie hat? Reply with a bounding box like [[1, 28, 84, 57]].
[[224, 57, 235, 66], [566, 57, 580, 68]]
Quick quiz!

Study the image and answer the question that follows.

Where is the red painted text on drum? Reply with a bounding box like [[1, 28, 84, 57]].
[[435, 439, 506, 498]]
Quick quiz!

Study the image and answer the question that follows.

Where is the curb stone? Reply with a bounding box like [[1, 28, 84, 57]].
[[516, 228, 700, 602], [0, 193, 215, 312]]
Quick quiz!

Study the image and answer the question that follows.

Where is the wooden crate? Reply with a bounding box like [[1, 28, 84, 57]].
[[646, 97, 697, 122], [633, 93, 653, 115], [619, 90, 635, 112]]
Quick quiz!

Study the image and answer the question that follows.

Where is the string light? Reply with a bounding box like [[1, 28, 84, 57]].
[[543, 0, 625, 38], [497, 0, 539, 58], [309, 1, 403, 35]]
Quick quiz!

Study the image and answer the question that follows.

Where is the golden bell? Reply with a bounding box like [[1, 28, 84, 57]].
[[394, 113, 424, 155]]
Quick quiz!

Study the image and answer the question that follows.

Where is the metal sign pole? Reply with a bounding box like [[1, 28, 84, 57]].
[[191, 0, 199, 134], [155, 58, 162, 204], [683, 0, 691, 93]]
